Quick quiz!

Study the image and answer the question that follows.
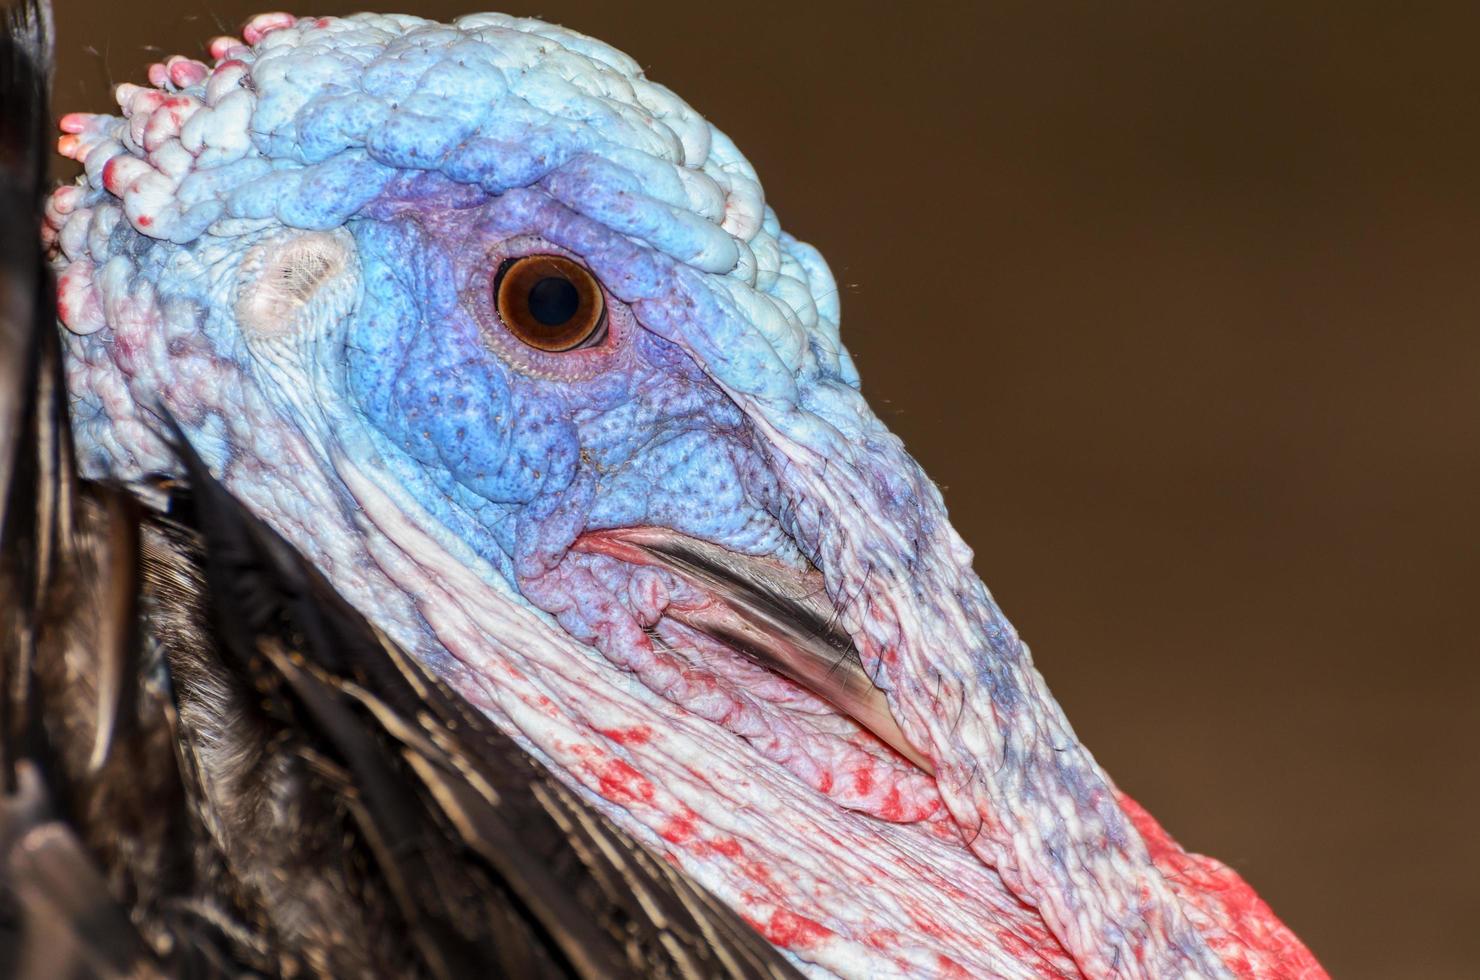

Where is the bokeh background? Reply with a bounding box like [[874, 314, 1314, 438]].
[[49, 3, 1480, 976]]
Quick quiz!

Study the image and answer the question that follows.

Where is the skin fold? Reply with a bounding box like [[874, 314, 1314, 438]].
[[45, 12, 1325, 978]]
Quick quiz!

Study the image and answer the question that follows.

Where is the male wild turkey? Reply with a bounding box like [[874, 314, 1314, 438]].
[[1, 4, 1325, 976]]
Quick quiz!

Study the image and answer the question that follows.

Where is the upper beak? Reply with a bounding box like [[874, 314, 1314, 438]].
[[573, 526, 935, 775]]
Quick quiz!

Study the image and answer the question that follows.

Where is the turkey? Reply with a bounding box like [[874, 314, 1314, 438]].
[[1, 4, 1324, 977]]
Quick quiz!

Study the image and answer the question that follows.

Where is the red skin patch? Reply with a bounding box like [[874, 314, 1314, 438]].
[[101, 157, 122, 194], [596, 725, 652, 745], [592, 759, 654, 805], [740, 859, 776, 894], [761, 909, 832, 949], [1118, 791, 1329, 979], [995, 926, 1053, 967], [659, 814, 697, 844], [170, 60, 209, 88], [243, 12, 296, 45], [710, 837, 743, 860], [877, 785, 904, 821], [935, 954, 971, 979], [911, 914, 952, 942]]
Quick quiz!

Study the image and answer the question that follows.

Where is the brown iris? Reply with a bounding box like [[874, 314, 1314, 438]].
[[494, 254, 607, 352]]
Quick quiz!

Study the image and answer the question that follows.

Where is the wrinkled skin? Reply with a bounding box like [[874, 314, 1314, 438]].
[[47, 13, 1324, 979]]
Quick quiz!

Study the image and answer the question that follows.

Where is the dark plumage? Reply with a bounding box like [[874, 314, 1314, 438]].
[[0, 4, 799, 975]]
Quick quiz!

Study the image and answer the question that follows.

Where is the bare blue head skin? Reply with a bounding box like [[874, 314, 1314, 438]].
[[45, 13, 1287, 979]]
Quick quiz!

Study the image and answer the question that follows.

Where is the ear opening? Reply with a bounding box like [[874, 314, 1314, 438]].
[[234, 229, 357, 342]]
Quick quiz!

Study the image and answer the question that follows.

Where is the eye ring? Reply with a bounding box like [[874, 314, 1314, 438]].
[[493, 254, 607, 352]]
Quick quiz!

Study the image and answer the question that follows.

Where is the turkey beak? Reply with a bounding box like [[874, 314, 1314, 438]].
[[573, 527, 935, 776]]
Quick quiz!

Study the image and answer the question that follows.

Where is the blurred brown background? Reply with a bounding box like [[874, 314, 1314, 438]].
[[50, 2, 1479, 976]]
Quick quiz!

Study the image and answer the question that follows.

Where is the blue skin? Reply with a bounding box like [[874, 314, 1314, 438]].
[[344, 195, 787, 586], [48, 13, 1244, 978]]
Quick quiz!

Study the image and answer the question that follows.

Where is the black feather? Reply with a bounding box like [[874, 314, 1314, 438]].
[[0, 0, 61, 787]]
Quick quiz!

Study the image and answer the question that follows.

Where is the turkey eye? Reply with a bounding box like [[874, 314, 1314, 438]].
[[494, 255, 607, 352]]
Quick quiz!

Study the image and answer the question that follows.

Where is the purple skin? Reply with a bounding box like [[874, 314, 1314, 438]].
[[46, 12, 1318, 979]]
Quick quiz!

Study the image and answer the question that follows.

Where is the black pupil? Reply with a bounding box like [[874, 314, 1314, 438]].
[[527, 275, 580, 327]]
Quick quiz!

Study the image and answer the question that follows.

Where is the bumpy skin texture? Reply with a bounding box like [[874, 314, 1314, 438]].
[[48, 13, 1325, 979]]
